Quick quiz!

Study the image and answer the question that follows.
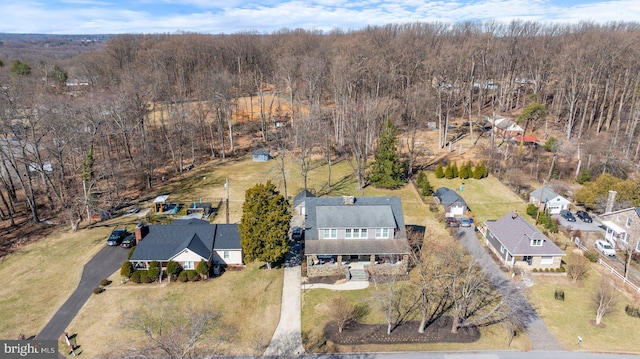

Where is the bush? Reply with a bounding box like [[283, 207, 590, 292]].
[[435, 163, 445, 179], [583, 250, 599, 263], [120, 261, 133, 278], [148, 261, 161, 282], [178, 270, 189, 282], [93, 287, 105, 294], [167, 261, 181, 281], [196, 260, 209, 279], [187, 270, 200, 282], [532, 268, 538, 272], [100, 279, 111, 286], [557, 266, 566, 272], [625, 305, 640, 318], [554, 288, 565, 301], [139, 271, 152, 284], [544, 268, 549, 272], [130, 271, 142, 283], [526, 204, 538, 218]]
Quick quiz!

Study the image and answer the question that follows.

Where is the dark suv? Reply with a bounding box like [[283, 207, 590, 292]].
[[575, 210, 592, 223], [560, 209, 576, 222], [445, 217, 460, 227], [107, 228, 127, 246], [291, 227, 304, 241]]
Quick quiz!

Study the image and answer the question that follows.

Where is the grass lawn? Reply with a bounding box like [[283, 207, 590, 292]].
[[525, 268, 640, 353], [301, 286, 532, 352], [66, 262, 283, 357]]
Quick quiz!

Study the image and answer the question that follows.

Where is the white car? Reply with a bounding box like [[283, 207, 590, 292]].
[[595, 240, 616, 257]]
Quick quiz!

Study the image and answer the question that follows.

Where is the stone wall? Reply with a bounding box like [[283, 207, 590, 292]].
[[307, 263, 349, 278], [365, 261, 408, 278]]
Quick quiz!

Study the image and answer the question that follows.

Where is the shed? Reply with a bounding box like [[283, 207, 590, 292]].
[[252, 149, 270, 162]]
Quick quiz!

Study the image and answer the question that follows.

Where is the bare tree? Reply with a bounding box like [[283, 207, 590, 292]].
[[593, 277, 617, 325], [326, 296, 370, 333], [565, 252, 591, 283]]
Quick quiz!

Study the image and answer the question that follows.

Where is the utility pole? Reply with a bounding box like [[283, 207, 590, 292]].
[[535, 179, 546, 225], [225, 178, 229, 224]]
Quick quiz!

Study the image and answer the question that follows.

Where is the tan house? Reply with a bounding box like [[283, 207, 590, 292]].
[[599, 207, 640, 251]]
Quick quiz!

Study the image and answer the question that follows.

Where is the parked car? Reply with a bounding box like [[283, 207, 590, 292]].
[[576, 210, 592, 223], [560, 209, 576, 222], [445, 217, 460, 227], [120, 236, 135, 248], [595, 240, 616, 256], [107, 228, 127, 246], [458, 217, 472, 227], [291, 227, 304, 241]]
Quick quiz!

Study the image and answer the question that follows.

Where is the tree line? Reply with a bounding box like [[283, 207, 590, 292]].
[[1, 21, 640, 232]]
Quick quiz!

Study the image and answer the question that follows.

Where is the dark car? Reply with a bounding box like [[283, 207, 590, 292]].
[[120, 236, 135, 248], [576, 210, 593, 223], [560, 209, 576, 222], [445, 217, 460, 227], [291, 227, 304, 241], [107, 228, 127, 246]]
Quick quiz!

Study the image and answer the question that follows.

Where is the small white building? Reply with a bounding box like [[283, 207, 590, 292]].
[[529, 187, 571, 215]]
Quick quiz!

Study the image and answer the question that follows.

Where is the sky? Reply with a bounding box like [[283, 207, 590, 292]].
[[1, 0, 639, 35]]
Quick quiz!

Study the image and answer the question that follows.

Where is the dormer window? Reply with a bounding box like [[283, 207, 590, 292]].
[[531, 239, 543, 246]]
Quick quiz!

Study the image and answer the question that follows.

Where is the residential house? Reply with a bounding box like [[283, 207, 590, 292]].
[[529, 186, 571, 215], [484, 115, 523, 139], [599, 207, 640, 251], [435, 187, 468, 216], [129, 219, 243, 274], [484, 211, 565, 270], [292, 189, 314, 215], [302, 194, 410, 280], [512, 135, 540, 147]]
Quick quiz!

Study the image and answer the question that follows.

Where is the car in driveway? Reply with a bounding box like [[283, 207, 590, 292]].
[[445, 217, 460, 227], [291, 227, 304, 241], [107, 228, 127, 246], [595, 240, 616, 256], [576, 210, 592, 223], [560, 209, 576, 222], [120, 236, 135, 248], [458, 217, 472, 227]]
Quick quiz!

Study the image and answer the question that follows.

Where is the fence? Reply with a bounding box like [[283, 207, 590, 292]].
[[574, 237, 640, 293]]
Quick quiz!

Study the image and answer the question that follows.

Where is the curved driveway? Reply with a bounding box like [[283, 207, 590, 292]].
[[36, 244, 129, 340]]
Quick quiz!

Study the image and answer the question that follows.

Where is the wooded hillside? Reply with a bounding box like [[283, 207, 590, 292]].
[[1, 21, 640, 252]]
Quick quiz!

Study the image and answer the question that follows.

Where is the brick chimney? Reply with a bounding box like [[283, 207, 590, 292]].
[[135, 221, 149, 245], [605, 190, 617, 214]]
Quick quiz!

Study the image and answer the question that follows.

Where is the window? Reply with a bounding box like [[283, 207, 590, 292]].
[[540, 256, 554, 265], [223, 251, 230, 259], [360, 228, 367, 238], [183, 261, 194, 270], [531, 239, 543, 246], [345, 229, 352, 238], [323, 228, 337, 239], [626, 216, 632, 227], [375, 228, 389, 238]]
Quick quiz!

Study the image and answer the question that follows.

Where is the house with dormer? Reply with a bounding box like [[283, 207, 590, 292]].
[[484, 211, 565, 270], [129, 218, 243, 272], [302, 194, 410, 279]]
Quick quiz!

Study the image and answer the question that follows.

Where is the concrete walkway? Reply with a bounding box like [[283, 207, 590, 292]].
[[303, 280, 369, 290], [456, 226, 564, 350]]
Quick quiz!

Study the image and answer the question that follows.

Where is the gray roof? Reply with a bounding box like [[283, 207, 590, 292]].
[[435, 187, 467, 207], [130, 221, 241, 262], [305, 239, 409, 255], [486, 213, 565, 256], [316, 205, 396, 228], [529, 187, 561, 203], [213, 224, 242, 250], [304, 196, 406, 241], [293, 189, 315, 207]]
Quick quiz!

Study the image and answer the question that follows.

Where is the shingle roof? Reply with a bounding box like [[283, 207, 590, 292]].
[[293, 189, 315, 207], [486, 213, 565, 256], [529, 187, 561, 203], [316, 205, 396, 228], [435, 187, 467, 207], [304, 196, 406, 241], [213, 224, 242, 250], [305, 239, 409, 255]]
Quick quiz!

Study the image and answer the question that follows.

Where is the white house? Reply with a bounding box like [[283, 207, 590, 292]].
[[529, 186, 571, 215]]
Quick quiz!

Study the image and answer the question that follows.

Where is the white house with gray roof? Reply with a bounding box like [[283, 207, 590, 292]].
[[302, 194, 410, 279], [529, 186, 570, 215], [484, 211, 565, 270], [129, 219, 243, 273]]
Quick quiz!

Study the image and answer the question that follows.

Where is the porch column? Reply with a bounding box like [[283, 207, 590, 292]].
[[370, 255, 375, 264], [337, 255, 343, 266]]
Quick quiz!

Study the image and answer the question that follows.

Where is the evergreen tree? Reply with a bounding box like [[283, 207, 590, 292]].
[[239, 181, 291, 269], [415, 171, 433, 196], [577, 168, 591, 184], [166, 261, 180, 283], [120, 260, 133, 278], [444, 163, 454, 179], [196, 259, 209, 279], [435, 163, 445, 179], [459, 161, 472, 179], [452, 162, 459, 178], [369, 118, 405, 189]]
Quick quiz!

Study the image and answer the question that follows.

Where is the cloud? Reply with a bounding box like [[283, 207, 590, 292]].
[[0, 0, 638, 34]]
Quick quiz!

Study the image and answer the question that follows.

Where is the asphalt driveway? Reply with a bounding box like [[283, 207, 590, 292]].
[[36, 243, 130, 340]]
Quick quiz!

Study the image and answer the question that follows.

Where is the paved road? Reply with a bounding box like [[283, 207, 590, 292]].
[[264, 240, 305, 356], [455, 226, 564, 351], [304, 351, 640, 358], [36, 244, 130, 340]]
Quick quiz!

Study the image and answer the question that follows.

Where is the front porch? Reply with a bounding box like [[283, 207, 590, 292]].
[[306, 254, 408, 279]]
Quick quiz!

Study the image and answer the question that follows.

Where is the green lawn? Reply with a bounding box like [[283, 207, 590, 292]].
[[525, 269, 640, 353]]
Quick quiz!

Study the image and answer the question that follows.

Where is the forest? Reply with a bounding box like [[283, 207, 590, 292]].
[[1, 21, 640, 249]]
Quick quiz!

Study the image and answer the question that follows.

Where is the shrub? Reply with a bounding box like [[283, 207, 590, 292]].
[[130, 271, 142, 283], [532, 268, 538, 272], [583, 250, 599, 263], [139, 271, 152, 284], [93, 287, 105, 294], [100, 279, 111, 286], [544, 268, 550, 272], [557, 266, 566, 272], [526, 204, 538, 218], [120, 261, 133, 278], [625, 305, 640, 318], [148, 261, 161, 282], [196, 260, 209, 279], [178, 270, 189, 282], [554, 288, 565, 301], [167, 261, 181, 281], [187, 270, 200, 282], [435, 163, 445, 179]]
